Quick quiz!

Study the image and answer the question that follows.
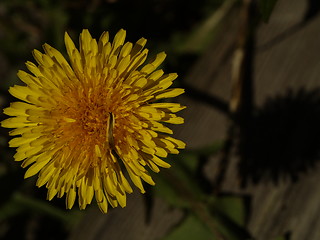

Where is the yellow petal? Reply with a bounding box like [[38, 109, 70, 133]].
[[66, 185, 77, 209], [110, 29, 126, 56], [155, 88, 184, 99], [9, 137, 36, 147], [24, 155, 50, 178], [97, 194, 108, 213], [141, 52, 166, 74]]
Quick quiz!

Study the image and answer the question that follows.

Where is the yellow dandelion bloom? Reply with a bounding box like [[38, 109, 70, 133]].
[[2, 29, 185, 213]]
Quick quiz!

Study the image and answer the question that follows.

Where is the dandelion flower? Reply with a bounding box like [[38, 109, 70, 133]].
[[2, 29, 185, 213]]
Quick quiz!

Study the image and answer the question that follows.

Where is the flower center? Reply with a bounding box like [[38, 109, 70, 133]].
[[52, 86, 115, 148], [80, 103, 109, 135]]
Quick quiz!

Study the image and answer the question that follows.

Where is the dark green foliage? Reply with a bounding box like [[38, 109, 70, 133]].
[[258, 0, 279, 22]]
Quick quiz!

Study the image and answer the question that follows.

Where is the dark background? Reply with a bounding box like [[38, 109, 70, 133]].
[[1, 0, 320, 239]]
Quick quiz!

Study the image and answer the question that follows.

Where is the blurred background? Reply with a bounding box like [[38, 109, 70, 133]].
[[1, 0, 320, 239]]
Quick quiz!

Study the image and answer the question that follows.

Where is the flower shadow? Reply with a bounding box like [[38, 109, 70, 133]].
[[238, 88, 320, 186]]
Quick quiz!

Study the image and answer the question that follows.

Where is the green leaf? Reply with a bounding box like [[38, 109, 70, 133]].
[[274, 237, 286, 240], [184, 141, 224, 156], [258, 0, 279, 22], [162, 215, 215, 240], [154, 141, 224, 208], [178, 0, 237, 53], [207, 195, 251, 240], [212, 195, 247, 227], [174, 152, 200, 174], [153, 153, 205, 208], [0, 192, 82, 227], [0, 198, 24, 220], [274, 235, 290, 240], [153, 172, 190, 208]]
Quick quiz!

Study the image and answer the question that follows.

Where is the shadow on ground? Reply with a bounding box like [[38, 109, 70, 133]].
[[238, 88, 320, 186]]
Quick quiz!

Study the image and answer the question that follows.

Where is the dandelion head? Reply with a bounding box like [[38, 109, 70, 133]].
[[1, 29, 185, 213]]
